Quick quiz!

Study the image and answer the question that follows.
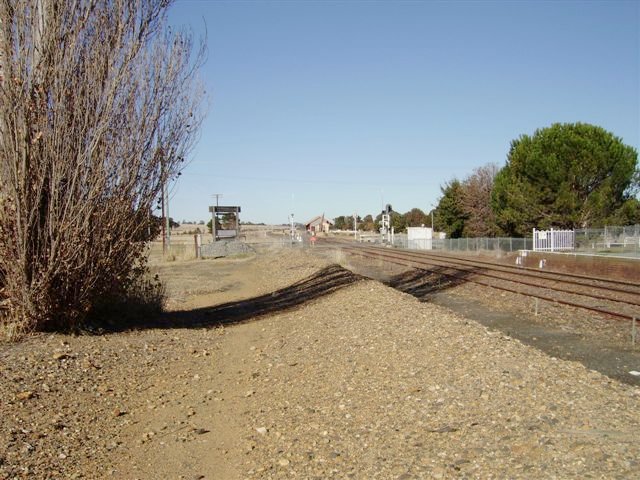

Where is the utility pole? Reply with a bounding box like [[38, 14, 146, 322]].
[[353, 212, 358, 240], [160, 154, 169, 255], [430, 203, 436, 231], [161, 186, 166, 255], [162, 182, 171, 253]]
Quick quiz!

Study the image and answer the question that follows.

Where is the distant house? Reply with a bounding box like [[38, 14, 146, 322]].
[[305, 215, 333, 234]]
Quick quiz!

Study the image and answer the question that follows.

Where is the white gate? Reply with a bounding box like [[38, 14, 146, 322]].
[[533, 228, 574, 252]]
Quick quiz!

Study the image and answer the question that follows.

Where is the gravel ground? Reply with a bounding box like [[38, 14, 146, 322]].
[[234, 280, 639, 478], [334, 249, 640, 386], [1, 246, 639, 479]]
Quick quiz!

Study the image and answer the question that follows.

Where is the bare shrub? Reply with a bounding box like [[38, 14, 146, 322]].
[[0, 0, 205, 338]]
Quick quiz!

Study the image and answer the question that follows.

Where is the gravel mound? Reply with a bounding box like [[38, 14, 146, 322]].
[[2, 247, 639, 479], [224, 281, 640, 479]]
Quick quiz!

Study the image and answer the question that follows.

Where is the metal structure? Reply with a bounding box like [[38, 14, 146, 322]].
[[208, 205, 241, 241], [533, 228, 575, 252], [380, 204, 392, 243]]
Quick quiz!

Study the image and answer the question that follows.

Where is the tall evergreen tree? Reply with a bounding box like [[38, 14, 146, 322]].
[[492, 123, 639, 236], [435, 180, 467, 238]]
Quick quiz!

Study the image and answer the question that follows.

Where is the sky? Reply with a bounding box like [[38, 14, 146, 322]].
[[166, 0, 639, 225]]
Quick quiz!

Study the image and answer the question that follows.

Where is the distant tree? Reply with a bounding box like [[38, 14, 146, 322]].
[[333, 215, 361, 231], [333, 216, 348, 230], [461, 163, 499, 237], [403, 208, 430, 228], [434, 180, 467, 238], [361, 214, 375, 231], [390, 211, 407, 233], [168, 218, 180, 229], [492, 123, 639, 236]]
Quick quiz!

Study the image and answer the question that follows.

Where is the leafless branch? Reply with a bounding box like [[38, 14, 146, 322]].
[[0, 0, 205, 337]]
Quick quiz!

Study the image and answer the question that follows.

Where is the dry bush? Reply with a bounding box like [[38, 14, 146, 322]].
[[0, 0, 205, 339], [461, 163, 499, 237]]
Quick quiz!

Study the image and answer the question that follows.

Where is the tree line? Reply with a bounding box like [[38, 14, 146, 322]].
[[334, 123, 639, 238]]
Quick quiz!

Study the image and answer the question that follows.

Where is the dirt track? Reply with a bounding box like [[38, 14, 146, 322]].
[[1, 245, 639, 479]]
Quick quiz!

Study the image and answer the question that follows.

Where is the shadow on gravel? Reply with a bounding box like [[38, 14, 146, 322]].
[[382, 267, 640, 387], [385, 267, 478, 298], [97, 264, 363, 332]]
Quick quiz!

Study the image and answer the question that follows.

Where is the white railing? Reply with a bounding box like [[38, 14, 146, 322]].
[[533, 228, 575, 252]]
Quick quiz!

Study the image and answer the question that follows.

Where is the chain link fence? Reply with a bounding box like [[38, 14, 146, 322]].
[[390, 224, 640, 257], [575, 225, 640, 257], [392, 234, 531, 253]]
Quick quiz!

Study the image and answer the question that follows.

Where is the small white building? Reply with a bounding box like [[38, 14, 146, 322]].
[[407, 226, 433, 249]]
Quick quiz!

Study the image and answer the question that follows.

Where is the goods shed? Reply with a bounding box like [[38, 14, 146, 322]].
[[305, 215, 333, 234]]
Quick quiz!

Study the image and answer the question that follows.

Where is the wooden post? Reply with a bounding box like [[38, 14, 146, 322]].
[[212, 210, 216, 242], [235, 212, 240, 238], [161, 186, 166, 255], [194, 234, 202, 258]]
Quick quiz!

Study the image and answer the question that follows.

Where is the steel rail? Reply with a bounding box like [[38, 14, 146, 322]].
[[341, 245, 640, 306], [340, 246, 638, 321], [326, 238, 639, 292], [410, 249, 640, 291], [420, 252, 640, 293], [341, 245, 640, 308]]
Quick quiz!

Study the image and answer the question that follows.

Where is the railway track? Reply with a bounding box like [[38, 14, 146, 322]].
[[327, 240, 640, 322]]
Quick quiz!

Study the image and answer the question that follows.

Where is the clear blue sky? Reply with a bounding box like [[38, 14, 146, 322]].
[[167, 0, 639, 225]]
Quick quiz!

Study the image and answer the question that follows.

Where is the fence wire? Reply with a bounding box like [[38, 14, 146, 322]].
[[575, 225, 640, 257], [392, 234, 532, 253], [390, 224, 640, 258]]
